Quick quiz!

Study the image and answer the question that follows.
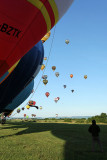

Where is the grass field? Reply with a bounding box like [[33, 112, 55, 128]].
[[0, 120, 107, 160]]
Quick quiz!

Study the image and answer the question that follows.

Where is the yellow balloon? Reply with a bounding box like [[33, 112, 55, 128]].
[[41, 64, 45, 70], [26, 105, 30, 109]]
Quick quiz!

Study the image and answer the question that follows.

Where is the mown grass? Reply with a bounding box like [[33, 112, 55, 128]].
[[0, 120, 107, 160]]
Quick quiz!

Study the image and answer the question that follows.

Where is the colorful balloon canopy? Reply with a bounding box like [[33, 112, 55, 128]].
[[63, 85, 67, 88], [32, 114, 36, 117], [41, 31, 51, 43], [41, 64, 45, 70], [52, 66, 56, 71], [40, 106, 42, 110], [0, 41, 44, 113], [0, 0, 74, 79], [26, 105, 30, 110], [42, 75, 48, 80], [17, 108, 21, 113], [28, 100, 36, 106], [70, 74, 73, 78], [45, 92, 50, 97], [24, 114, 26, 117], [84, 75, 87, 79], [44, 57, 47, 61], [54, 97, 60, 103], [3, 80, 34, 116], [26, 115, 29, 119], [43, 79, 48, 85], [55, 72, 59, 77], [71, 90, 74, 93], [65, 40, 70, 44]]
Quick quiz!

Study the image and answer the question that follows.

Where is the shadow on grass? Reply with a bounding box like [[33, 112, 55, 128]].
[[0, 121, 107, 160]]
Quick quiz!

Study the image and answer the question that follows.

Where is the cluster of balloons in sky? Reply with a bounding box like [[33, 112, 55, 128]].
[[0, 0, 74, 118]]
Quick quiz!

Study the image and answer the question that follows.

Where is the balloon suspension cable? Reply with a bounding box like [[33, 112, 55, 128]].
[[11, 26, 56, 118]]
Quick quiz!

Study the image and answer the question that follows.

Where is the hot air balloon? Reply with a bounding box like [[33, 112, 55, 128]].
[[54, 98, 58, 103], [32, 114, 36, 117], [41, 64, 45, 70], [26, 105, 30, 110], [41, 31, 51, 43], [0, 0, 74, 81], [17, 108, 21, 113], [28, 100, 36, 106], [43, 79, 48, 85], [57, 97, 60, 100], [70, 74, 73, 78], [63, 85, 67, 89], [0, 40, 44, 113], [26, 115, 29, 119], [44, 57, 47, 61], [22, 107, 25, 110], [71, 90, 74, 93], [52, 66, 56, 71], [65, 40, 70, 44], [3, 80, 34, 115], [24, 114, 26, 118], [84, 75, 87, 79], [54, 97, 60, 103], [55, 72, 59, 77], [40, 106, 42, 110], [45, 92, 50, 97], [42, 75, 48, 80]]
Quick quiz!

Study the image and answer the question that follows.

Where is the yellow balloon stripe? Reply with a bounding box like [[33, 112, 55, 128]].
[[48, 0, 59, 25], [27, 0, 51, 32], [8, 60, 20, 73]]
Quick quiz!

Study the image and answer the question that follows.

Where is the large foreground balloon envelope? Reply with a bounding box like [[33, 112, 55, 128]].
[[3, 80, 34, 115], [0, 0, 74, 79], [0, 40, 44, 113]]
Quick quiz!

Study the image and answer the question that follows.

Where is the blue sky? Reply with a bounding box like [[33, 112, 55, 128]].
[[13, 0, 107, 118]]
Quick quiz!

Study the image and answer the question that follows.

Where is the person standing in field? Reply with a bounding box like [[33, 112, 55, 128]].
[[88, 120, 103, 152]]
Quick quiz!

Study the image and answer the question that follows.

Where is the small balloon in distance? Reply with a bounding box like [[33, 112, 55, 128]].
[[63, 85, 66, 88], [52, 66, 56, 71], [65, 40, 69, 44], [84, 75, 87, 79], [41, 64, 45, 70], [55, 72, 59, 77], [43, 79, 48, 85], [44, 57, 47, 60], [45, 92, 50, 97], [70, 74, 73, 78]]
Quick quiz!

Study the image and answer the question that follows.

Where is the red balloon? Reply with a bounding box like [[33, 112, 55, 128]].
[[45, 92, 50, 97]]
